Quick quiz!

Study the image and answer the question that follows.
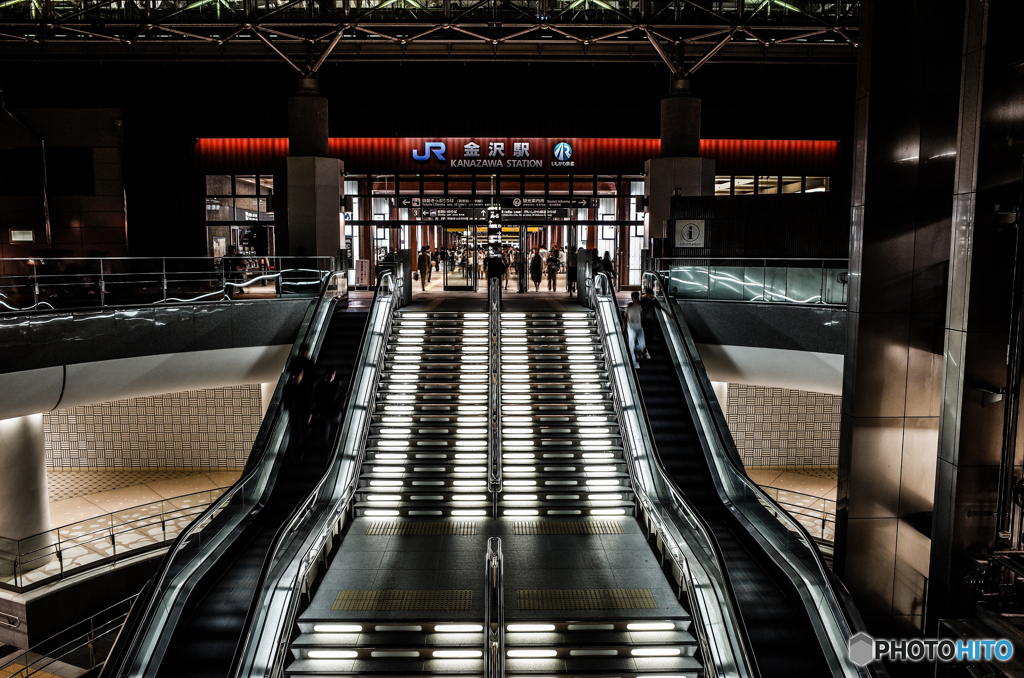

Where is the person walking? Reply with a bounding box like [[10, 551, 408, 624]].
[[417, 246, 431, 291], [566, 246, 578, 296], [502, 249, 512, 290], [546, 247, 560, 291], [599, 251, 615, 290], [625, 291, 646, 368], [530, 248, 543, 292]]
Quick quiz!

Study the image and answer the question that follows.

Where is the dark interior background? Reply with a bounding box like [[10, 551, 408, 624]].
[[0, 61, 856, 255]]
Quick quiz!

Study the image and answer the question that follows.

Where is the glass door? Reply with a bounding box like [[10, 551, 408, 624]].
[[444, 224, 478, 291]]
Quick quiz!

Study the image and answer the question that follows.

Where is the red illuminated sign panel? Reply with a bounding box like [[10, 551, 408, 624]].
[[194, 137, 838, 176]]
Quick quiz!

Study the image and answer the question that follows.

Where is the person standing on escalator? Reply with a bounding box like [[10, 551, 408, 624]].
[[638, 288, 660, 360], [283, 364, 315, 452], [625, 291, 646, 368]]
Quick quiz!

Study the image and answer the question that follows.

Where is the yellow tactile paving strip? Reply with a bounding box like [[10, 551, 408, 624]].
[[0, 663, 67, 678], [332, 590, 473, 611], [364, 521, 477, 536], [513, 521, 624, 535], [517, 588, 657, 610]]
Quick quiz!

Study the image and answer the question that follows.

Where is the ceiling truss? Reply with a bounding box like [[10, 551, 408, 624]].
[[0, 0, 859, 65]]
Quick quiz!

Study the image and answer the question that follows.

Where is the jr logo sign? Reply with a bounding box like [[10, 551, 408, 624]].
[[412, 142, 446, 162]]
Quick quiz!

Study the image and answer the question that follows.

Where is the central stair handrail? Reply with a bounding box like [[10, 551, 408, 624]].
[[488, 278, 502, 496], [484, 537, 504, 678]]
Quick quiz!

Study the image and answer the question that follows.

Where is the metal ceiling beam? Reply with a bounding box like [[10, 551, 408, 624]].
[[0, 0, 860, 64]]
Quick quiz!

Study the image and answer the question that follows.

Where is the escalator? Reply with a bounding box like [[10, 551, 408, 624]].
[[155, 307, 368, 678], [636, 310, 830, 677], [100, 272, 373, 678]]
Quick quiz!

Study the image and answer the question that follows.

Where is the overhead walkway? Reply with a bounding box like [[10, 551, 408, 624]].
[[99, 270, 881, 678]]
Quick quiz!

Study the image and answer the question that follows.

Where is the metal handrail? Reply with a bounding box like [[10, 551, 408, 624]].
[[488, 277, 502, 496], [586, 272, 758, 678], [484, 537, 504, 678], [0, 488, 224, 593], [641, 268, 883, 678], [100, 267, 346, 678], [0, 256, 336, 314], [229, 269, 396, 677], [1, 594, 138, 678], [232, 270, 399, 678]]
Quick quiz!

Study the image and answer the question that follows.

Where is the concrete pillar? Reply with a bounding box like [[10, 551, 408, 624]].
[[0, 414, 52, 577], [274, 76, 344, 263], [0, 415, 50, 540], [928, 0, 1023, 627], [644, 77, 715, 246], [660, 78, 701, 158], [835, 0, 972, 634], [260, 382, 275, 418], [711, 381, 729, 414]]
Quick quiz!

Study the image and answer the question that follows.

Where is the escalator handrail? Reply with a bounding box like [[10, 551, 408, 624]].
[[587, 273, 760, 678], [100, 270, 342, 678], [232, 271, 399, 678], [229, 270, 397, 676], [642, 269, 876, 678]]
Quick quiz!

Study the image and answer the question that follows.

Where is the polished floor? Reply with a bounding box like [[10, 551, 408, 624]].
[[46, 470, 242, 529]]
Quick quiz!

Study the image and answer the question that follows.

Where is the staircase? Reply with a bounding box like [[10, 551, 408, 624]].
[[289, 621, 485, 677], [504, 618, 701, 678], [355, 310, 494, 519], [498, 311, 634, 518], [286, 305, 708, 678]]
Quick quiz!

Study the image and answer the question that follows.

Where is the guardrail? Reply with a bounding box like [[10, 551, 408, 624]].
[[0, 256, 337, 313], [0, 595, 138, 678], [0, 488, 224, 593], [653, 257, 848, 306], [759, 486, 837, 545], [587, 272, 759, 678], [484, 537, 504, 678]]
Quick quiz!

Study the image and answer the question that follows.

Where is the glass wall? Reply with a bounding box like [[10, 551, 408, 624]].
[[205, 174, 275, 258], [666, 260, 848, 305], [714, 175, 831, 196]]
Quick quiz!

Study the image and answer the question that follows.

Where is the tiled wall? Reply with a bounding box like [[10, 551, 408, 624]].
[[726, 383, 841, 467], [44, 385, 262, 470]]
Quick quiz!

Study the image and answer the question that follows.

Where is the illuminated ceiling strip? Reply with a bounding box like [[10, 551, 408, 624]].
[[156, 24, 222, 41]]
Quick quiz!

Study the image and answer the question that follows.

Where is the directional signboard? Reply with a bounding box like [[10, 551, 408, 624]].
[[401, 196, 592, 221]]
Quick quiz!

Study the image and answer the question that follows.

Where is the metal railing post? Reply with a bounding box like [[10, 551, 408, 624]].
[[99, 259, 106, 306], [162, 258, 168, 300], [488, 279, 502, 504], [484, 537, 504, 678]]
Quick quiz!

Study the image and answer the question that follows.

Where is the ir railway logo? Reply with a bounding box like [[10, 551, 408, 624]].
[[553, 142, 573, 161], [412, 142, 446, 162]]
